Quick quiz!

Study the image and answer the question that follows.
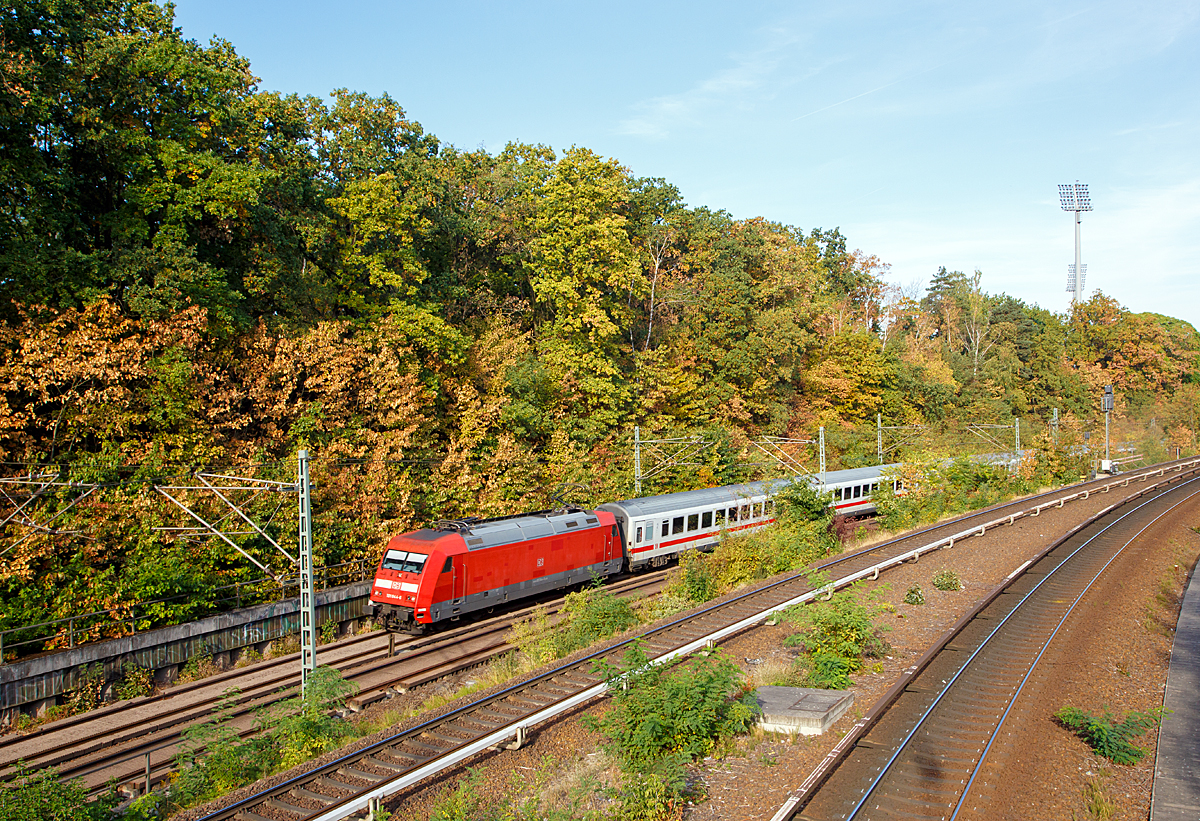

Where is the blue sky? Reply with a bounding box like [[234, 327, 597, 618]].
[[174, 0, 1200, 328]]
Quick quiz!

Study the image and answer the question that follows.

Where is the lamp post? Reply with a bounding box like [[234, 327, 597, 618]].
[[1059, 181, 1093, 306]]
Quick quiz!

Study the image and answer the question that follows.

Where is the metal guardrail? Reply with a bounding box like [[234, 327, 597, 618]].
[[0, 559, 373, 663]]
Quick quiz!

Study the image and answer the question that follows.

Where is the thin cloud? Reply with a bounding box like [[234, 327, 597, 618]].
[[617, 26, 817, 140]]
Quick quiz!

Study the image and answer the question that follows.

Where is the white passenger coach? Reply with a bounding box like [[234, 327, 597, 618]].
[[598, 464, 898, 570]]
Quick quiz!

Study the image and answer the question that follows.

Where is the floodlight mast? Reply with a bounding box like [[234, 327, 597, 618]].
[[1059, 181, 1093, 306]]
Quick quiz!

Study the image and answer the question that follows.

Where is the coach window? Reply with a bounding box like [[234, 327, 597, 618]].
[[766, 501, 774, 516], [673, 516, 685, 534], [702, 511, 712, 528], [752, 503, 762, 518], [727, 506, 738, 522], [635, 526, 643, 543], [714, 509, 725, 525], [661, 520, 669, 537], [740, 504, 750, 520], [853, 485, 861, 499], [872, 482, 880, 494], [687, 514, 699, 531]]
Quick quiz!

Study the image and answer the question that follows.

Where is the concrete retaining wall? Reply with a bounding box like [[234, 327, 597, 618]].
[[0, 581, 371, 720]]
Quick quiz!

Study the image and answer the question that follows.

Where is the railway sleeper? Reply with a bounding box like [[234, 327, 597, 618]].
[[458, 715, 502, 731], [235, 809, 275, 821], [294, 786, 338, 805], [424, 728, 472, 744], [404, 737, 447, 752], [316, 775, 358, 792], [265, 796, 311, 815], [507, 692, 555, 708], [554, 672, 599, 687], [339, 764, 387, 783], [474, 706, 519, 722], [363, 755, 410, 773]]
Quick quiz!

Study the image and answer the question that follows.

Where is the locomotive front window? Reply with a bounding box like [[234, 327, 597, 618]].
[[400, 552, 428, 573], [383, 550, 428, 573], [672, 516, 685, 534], [702, 511, 712, 528]]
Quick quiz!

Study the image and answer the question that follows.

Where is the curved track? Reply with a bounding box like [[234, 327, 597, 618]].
[[779, 471, 1200, 821]]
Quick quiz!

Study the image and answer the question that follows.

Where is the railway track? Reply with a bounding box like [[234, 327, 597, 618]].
[[775, 471, 1200, 821], [0, 572, 667, 797], [188, 459, 1200, 821]]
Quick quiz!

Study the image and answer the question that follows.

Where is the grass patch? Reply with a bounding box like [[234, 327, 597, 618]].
[[1053, 704, 1167, 765]]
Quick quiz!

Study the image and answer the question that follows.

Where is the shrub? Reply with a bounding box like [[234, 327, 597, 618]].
[[931, 569, 961, 591], [66, 664, 106, 714], [585, 644, 758, 775], [0, 762, 94, 821], [171, 668, 359, 807], [904, 584, 925, 605], [666, 551, 717, 603], [1053, 705, 1167, 765], [178, 647, 218, 682], [779, 582, 891, 667], [510, 584, 639, 665], [116, 663, 154, 700], [800, 652, 856, 690], [319, 619, 338, 644]]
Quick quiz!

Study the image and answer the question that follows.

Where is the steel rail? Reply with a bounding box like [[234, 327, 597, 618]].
[[778, 470, 1200, 821], [843, 479, 1200, 821], [190, 460, 1200, 821], [947, 485, 1200, 821]]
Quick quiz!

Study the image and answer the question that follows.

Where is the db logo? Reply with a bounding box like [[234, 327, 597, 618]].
[[536, 558, 544, 567]]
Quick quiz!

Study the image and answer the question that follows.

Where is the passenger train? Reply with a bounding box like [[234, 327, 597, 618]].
[[369, 464, 898, 633]]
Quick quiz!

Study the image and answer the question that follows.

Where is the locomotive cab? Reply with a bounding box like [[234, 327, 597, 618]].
[[369, 532, 455, 633]]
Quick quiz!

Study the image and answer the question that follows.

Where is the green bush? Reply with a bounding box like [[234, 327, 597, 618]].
[[1054, 705, 1167, 765], [873, 454, 1059, 531], [116, 663, 154, 700], [585, 644, 758, 775], [510, 583, 640, 665], [779, 582, 891, 666], [799, 652, 856, 689], [904, 584, 925, 605], [931, 569, 961, 591], [668, 550, 717, 603], [0, 762, 103, 821]]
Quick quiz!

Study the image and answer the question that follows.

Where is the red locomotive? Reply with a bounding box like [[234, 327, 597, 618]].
[[369, 507, 621, 633]]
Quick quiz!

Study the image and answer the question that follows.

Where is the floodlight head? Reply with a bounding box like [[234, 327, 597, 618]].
[[1059, 181, 1093, 212]]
